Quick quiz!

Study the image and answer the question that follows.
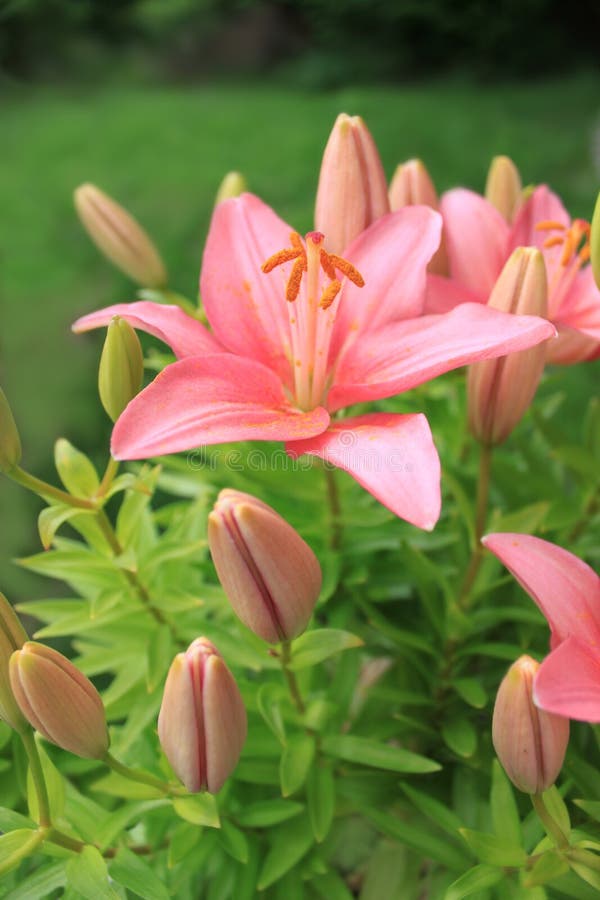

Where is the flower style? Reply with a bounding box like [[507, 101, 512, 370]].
[[427, 185, 600, 364], [74, 193, 554, 530], [483, 533, 600, 722]]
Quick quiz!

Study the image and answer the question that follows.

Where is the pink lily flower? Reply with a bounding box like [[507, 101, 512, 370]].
[[74, 193, 554, 530], [483, 533, 600, 722], [427, 185, 600, 364]]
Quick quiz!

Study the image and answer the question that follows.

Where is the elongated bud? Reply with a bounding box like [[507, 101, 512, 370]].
[[592, 190, 600, 289], [315, 113, 390, 255], [0, 593, 29, 733], [485, 156, 522, 223], [215, 172, 247, 205], [208, 489, 322, 643], [467, 247, 550, 445], [98, 316, 144, 421], [388, 159, 448, 275], [492, 656, 569, 794], [0, 388, 22, 473], [74, 183, 167, 287], [9, 642, 109, 759], [158, 638, 246, 793]]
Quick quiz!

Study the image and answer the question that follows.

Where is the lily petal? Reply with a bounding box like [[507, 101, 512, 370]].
[[482, 533, 600, 650], [328, 303, 556, 412], [441, 189, 509, 296], [286, 413, 441, 530], [554, 266, 600, 342], [535, 637, 600, 723], [510, 185, 570, 257], [425, 273, 483, 314], [73, 301, 223, 359], [330, 207, 442, 361], [111, 355, 330, 459], [200, 193, 294, 385]]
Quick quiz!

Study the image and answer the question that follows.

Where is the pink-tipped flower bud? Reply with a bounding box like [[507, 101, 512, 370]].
[[467, 247, 551, 445], [208, 489, 322, 644], [9, 642, 109, 759], [315, 113, 390, 255], [388, 159, 448, 275], [74, 183, 167, 287], [158, 638, 247, 794], [485, 156, 523, 223], [492, 655, 569, 794], [0, 593, 29, 733], [592, 190, 600, 290]]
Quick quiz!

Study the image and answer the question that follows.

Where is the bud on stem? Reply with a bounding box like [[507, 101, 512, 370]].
[[468, 247, 550, 445], [215, 172, 247, 205], [492, 655, 569, 794], [485, 156, 522, 223], [0, 593, 29, 733], [98, 316, 144, 421], [0, 388, 22, 474], [74, 183, 167, 287]]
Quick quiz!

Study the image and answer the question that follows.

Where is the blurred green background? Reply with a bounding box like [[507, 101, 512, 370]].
[[1, 1, 599, 603]]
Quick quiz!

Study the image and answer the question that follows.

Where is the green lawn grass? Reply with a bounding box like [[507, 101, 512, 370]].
[[1, 75, 599, 601]]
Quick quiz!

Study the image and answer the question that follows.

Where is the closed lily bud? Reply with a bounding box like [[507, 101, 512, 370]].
[[215, 171, 247, 205], [98, 316, 144, 422], [592, 190, 600, 289], [9, 642, 109, 759], [74, 183, 167, 287], [0, 388, 22, 474], [0, 593, 29, 733], [485, 155, 522, 223], [492, 656, 569, 794], [468, 247, 550, 445], [208, 489, 322, 643], [158, 638, 247, 794], [388, 158, 448, 275], [315, 113, 390, 255]]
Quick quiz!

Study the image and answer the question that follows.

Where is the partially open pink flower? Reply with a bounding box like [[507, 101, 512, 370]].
[[483, 533, 600, 722], [74, 193, 554, 530], [427, 185, 600, 364]]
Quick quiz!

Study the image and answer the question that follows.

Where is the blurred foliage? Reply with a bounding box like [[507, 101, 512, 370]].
[[1, 0, 600, 84]]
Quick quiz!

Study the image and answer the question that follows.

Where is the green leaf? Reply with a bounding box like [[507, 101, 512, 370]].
[[257, 813, 314, 890], [280, 734, 315, 797], [218, 820, 248, 864], [0, 829, 43, 877], [288, 629, 363, 670], [307, 763, 335, 842], [490, 501, 550, 535], [312, 871, 354, 900], [400, 784, 463, 837], [172, 794, 220, 827], [3, 860, 67, 900], [257, 683, 287, 745], [27, 742, 65, 823], [233, 835, 260, 900], [168, 822, 200, 867], [490, 760, 521, 847], [91, 772, 163, 800], [442, 719, 477, 758], [524, 849, 569, 887], [66, 846, 120, 900], [569, 850, 600, 890], [54, 438, 100, 497], [452, 678, 487, 709], [574, 799, 600, 823], [0, 807, 36, 831], [322, 735, 441, 774], [38, 505, 94, 550], [363, 806, 470, 871], [542, 786, 571, 838], [236, 799, 304, 828], [108, 847, 170, 900], [444, 864, 504, 899], [146, 625, 173, 692], [459, 828, 526, 866]]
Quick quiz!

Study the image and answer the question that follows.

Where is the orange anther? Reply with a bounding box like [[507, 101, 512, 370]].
[[319, 248, 336, 280], [290, 231, 304, 250], [543, 235, 565, 249], [286, 257, 305, 302], [329, 255, 365, 288], [535, 220, 566, 232], [262, 247, 303, 273], [579, 245, 591, 264], [319, 279, 342, 309]]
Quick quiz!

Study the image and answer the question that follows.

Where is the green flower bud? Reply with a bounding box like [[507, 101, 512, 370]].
[[0, 593, 29, 733], [215, 172, 247, 205], [592, 190, 600, 290], [9, 642, 109, 759], [0, 388, 21, 473], [98, 316, 144, 422], [74, 183, 167, 287], [485, 155, 522, 223]]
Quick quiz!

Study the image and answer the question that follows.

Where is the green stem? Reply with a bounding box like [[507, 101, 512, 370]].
[[324, 464, 342, 552], [280, 641, 306, 715], [457, 442, 493, 611], [8, 466, 94, 510], [567, 848, 600, 871], [104, 752, 186, 796], [21, 730, 51, 827], [45, 828, 86, 853], [531, 793, 569, 849], [97, 456, 120, 498]]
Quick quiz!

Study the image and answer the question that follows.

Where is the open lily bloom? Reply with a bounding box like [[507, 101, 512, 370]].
[[74, 193, 554, 530], [483, 533, 600, 722], [427, 185, 600, 364]]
